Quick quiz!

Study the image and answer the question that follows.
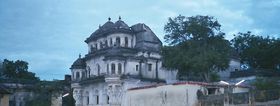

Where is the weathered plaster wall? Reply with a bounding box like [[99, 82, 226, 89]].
[[0, 94, 10, 106], [123, 84, 202, 106]]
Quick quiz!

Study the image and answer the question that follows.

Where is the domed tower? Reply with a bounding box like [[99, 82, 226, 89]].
[[70, 54, 86, 80], [70, 54, 86, 106], [71, 17, 177, 106]]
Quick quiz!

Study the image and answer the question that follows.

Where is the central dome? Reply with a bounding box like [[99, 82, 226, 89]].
[[85, 17, 132, 43]]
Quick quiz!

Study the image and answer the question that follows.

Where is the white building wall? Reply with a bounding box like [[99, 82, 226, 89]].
[[86, 56, 106, 76], [218, 59, 241, 80], [72, 69, 86, 80], [122, 84, 202, 106], [232, 87, 249, 93], [124, 60, 139, 75]]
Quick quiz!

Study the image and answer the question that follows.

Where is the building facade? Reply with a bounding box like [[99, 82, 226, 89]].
[[70, 17, 177, 106]]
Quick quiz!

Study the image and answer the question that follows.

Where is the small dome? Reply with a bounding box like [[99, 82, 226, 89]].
[[70, 55, 86, 69], [114, 18, 130, 29], [101, 21, 115, 30]]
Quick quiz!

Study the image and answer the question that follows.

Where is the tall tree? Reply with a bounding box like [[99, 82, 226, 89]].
[[231, 31, 280, 70], [162, 15, 231, 82], [1, 59, 39, 81]]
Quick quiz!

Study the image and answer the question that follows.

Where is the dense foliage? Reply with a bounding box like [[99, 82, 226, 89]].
[[231, 31, 280, 70], [0, 59, 39, 81], [0, 59, 74, 106], [162, 15, 231, 82]]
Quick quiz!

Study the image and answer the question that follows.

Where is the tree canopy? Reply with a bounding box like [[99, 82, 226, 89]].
[[162, 15, 231, 82], [231, 31, 280, 70], [0, 59, 39, 81]]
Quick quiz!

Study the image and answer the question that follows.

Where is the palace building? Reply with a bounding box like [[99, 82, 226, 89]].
[[70, 17, 177, 106]]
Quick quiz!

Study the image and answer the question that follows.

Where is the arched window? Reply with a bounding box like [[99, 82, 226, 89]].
[[87, 96, 89, 105], [110, 38, 112, 46], [131, 39, 133, 47], [94, 90, 99, 105], [118, 63, 122, 74], [107, 64, 109, 74], [148, 64, 152, 71], [97, 64, 100, 75], [111, 63, 115, 74], [125, 37, 128, 47], [116, 37, 120, 46], [105, 40, 108, 47], [76, 72, 80, 79], [97, 95, 99, 104], [87, 66, 91, 77], [90, 45, 94, 53], [107, 95, 109, 104]]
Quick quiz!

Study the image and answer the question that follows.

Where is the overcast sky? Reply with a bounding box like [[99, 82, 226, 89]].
[[0, 0, 279, 80]]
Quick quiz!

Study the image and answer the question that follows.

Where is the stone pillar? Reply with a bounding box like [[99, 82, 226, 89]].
[[105, 76, 123, 106], [73, 89, 83, 106]]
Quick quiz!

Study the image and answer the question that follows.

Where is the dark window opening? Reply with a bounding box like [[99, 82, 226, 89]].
[[125, 37, 128, 47], [111, 63, 115, 74], [118, 63, 122, 74], [136, 65, 139, 71], [96, 95, 99, 104], [110, 38, 113, 46], [207, 88, 217, 95], [97, 64, 100, 75], [105, 40, 108, 47], [148, 64, 152, 71], [107, 96, 109, 104], [116, 37, 120, 46], [107, 64, 109, 74], [87, 66, 91, 77], [76, 72, 80, 79], [87, 97, 89, 104], [131, 39, 133, 47], [147, 52, 151, 57]]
